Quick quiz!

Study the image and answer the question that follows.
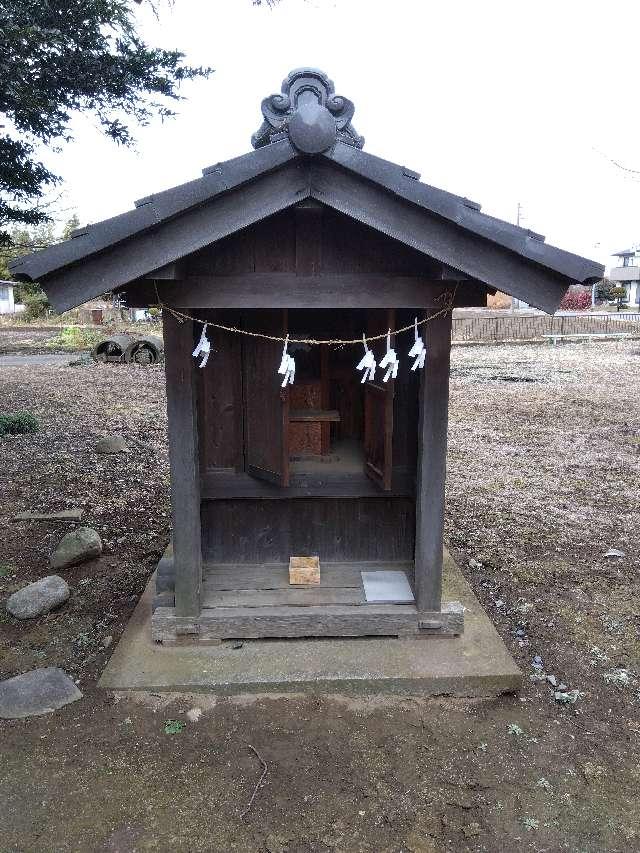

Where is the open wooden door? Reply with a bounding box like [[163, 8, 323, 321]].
[[363, 309, 395, 491], [243, 309, 290, 486]]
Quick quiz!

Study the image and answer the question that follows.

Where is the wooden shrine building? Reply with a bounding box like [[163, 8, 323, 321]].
[[12, 69, 604, 643]]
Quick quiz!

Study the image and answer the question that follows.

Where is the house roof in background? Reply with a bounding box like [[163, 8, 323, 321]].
[[612, 247, 637, 257]]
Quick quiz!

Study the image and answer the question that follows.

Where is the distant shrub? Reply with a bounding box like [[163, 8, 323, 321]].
[[0, 411, 39, 436], [559, 290, 592, 311], [46, 326, 103, 351], [595, 280, 614, 302], [22, 291, 50, 321], [609, 285, 630, 311]]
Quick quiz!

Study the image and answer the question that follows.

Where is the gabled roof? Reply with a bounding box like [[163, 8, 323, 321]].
[[9, 140, 297, 283], [11, 67, 603, 314]]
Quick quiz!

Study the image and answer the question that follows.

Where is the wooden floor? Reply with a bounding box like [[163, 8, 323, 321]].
[[152, 561, 465, 643], [201, 561, 414, 609]]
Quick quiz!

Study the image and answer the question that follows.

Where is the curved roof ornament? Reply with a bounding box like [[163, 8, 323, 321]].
[[251, 67, 364, 154]]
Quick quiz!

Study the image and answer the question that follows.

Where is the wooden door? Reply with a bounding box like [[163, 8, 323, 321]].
[[363, 309, 395, 491], [243, 309, 290, 486]]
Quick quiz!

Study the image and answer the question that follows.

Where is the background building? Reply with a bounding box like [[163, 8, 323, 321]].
[[0, 280, 16, 314], [609, 248, 640, 306]]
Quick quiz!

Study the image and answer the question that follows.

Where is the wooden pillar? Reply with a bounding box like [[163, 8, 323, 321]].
[[414, 309, 452, 612], [162, 311, 202, 617]]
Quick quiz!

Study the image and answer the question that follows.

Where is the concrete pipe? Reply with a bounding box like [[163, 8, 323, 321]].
[[91, 335, 135, 363], [124, 335, 164, 365]]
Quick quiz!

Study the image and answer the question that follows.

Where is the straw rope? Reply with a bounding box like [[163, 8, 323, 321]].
[[153, 283, 458, 346]]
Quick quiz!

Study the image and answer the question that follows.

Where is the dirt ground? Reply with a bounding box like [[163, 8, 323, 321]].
[[1, 335, 639, 853]]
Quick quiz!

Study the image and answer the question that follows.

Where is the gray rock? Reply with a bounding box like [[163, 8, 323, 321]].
[[546, 674, 558, 687], [6, 575, 70, 619], [95, 435, 128, 454], [0, 667, 82, 718], [50, 527, 102, 570]]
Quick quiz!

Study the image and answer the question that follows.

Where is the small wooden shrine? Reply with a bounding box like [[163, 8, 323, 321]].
[[12, 68, 603, 644]]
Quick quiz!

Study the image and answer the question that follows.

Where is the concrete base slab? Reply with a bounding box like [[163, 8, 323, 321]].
[[99, 550, 522, 696]]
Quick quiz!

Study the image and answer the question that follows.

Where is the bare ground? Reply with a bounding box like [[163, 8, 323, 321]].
[[0, 338, 639, 853]]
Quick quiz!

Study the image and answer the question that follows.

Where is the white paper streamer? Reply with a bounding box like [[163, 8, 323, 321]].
[[356, 334, 376, 383], [277, 335, 295, 387], [408, 316, 426, 370], [379, 329, 399, 382], [192, 323, 211, 368]]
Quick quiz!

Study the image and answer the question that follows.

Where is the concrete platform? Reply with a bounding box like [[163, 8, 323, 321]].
[[99, 550, 521, 696]]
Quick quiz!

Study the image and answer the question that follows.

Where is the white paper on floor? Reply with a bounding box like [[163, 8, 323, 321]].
[[361, 571, 415, 604]]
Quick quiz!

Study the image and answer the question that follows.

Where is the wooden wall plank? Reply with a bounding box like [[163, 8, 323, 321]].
[[243, 309, 290, 486], [201, 469, 414, 498], [197, 316, 243, 470], [162, 311, 202, 617], [201, 497, 415, 563], [202, 587, 365, 608], [152, 603, 422, 640], [414, 310, 452, 612], [160, 274, 452, 309], [202, 561, 413, 591], [295, 202, 323, 275]]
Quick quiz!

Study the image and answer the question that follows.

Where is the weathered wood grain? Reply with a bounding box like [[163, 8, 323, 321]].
[[162, 274, 445, 309], [202, 561, 413, 591], [151, 601, 464, 641], [202, 587, 364, 609], [162, 312, 202, 617], [201, 498, 416, 563], [152, 604, 422, 640], [201, 468, 414, 498], [414, 310, 452, 612]]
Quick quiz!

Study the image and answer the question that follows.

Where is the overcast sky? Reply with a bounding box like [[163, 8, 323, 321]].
[[47, 0, 640, 272]]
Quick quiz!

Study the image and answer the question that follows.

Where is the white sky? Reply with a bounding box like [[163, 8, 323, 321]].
[[45, 0, 640, 272]]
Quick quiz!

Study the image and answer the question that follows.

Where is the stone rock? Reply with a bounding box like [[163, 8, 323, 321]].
[[6, 575, 70, 619], [95, 435, 128, 454], [50, 527, 102, 570], [0, 667, 82, 718]]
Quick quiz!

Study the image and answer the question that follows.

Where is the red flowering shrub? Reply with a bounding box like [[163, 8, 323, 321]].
[[559, 289, 592, 311]]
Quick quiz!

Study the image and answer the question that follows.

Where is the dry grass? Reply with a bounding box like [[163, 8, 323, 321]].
[[0, 339, 639, 852]]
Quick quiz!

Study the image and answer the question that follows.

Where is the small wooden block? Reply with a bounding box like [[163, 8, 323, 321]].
[[289, 555, 320, 586]]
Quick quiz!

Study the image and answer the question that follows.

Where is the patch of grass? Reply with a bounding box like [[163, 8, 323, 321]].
[[0, 564, 14, 577], [164, 720, 185, 735], [0, 411, 39, 436], [46, 326, 103, 351]]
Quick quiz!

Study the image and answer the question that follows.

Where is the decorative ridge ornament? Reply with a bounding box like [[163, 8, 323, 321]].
[[251, 68, 364, 154]]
